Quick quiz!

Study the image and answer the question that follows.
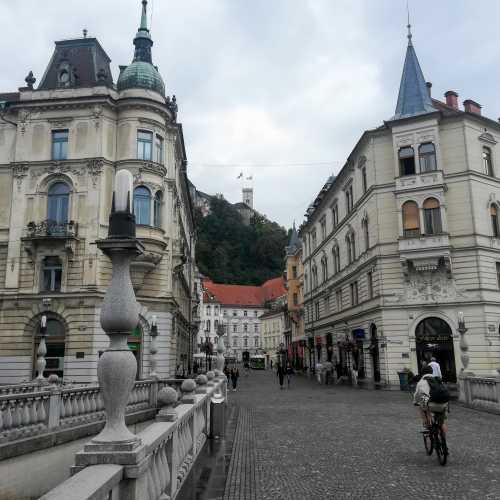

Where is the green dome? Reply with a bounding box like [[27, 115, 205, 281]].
[[117, 61, 165, 96]]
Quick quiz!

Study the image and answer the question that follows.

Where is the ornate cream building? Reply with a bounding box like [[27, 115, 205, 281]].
[[0, 1, 198, 383], [301, 27, 500, 387]]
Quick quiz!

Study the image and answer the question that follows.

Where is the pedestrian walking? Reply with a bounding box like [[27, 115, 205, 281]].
[[277, 363, 285, 389], [428, 357, 442, 379], [286, 363, 293, 389], [270, 360, 273, 370], [230, 367, 239, 391]]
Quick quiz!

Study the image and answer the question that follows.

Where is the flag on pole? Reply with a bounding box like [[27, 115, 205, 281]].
[[237, 172, 243, 179]]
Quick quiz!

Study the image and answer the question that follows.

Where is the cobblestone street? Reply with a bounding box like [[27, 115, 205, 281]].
[[221, 370, 500, 500]]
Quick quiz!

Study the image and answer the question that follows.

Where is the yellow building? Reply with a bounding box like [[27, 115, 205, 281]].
[[285, 224, 306, 369]]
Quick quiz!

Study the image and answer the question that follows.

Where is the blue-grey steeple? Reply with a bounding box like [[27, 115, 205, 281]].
[[391, 24, 436, 120]]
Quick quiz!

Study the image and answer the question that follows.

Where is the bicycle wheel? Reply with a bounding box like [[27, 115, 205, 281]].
[[434, 432, 447, 466], [423, 432, 433, 455]]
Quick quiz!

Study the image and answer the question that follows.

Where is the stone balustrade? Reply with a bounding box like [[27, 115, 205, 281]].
[[41, 375, 227, 500], [0, 377, 194, 460], [461, 375, 500, 414]]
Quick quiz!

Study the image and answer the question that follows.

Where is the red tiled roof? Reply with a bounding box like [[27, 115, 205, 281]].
[[202, 277, 285, 307]]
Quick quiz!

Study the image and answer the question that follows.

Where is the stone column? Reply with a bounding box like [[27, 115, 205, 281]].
[[35, 315, 47, 381]]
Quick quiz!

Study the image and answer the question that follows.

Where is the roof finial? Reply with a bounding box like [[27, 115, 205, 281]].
[[140, 0, 148, 31], [406, 0, 412, 45]]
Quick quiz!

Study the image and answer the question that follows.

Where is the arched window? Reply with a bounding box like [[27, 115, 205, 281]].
[[419, 143, 437, 172], [321, 256, 328, 282], [34, 317, 66, 379], [402, 201, 420, 238], [133, 186, 151, 225], [483, 147, 494, 176], [362, 219, 369, 251], [312, 265, 318, 288], [332, 245, 340, 273], [399, 147, 415, 176], [154, 191, 162, 227], [491, 204, 499, 237], [423, 198, 442, 235], [47, 182, 70, 224]]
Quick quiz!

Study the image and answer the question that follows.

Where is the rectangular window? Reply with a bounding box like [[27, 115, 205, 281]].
[[137, 130, 153, 160], [345, 184, 354, 213], [244, 323, 248, 332], [321, 218, 327, 240], [361, 167, 367, 194], [350, 281, 359, 306], [367, 272, 373, 299], [254, 311, 258, 317], [332, 204, 339, 228], [336, 289, 342, 311], [51, 130, 68, 161], [244, 337, 248, 347], [214, 319, 219, 331], [497, 263, 500, 289], [206, 319, 211, 331], [254, 324, 259, 333], [42, 256, 62, 292], [214, 306, 219, 315], [315, 302, 320, 320], [311, 230, 317, 249], [155, 135, 164, 164], [293, 293, 298, 306], [244, 310, 247, 317], [233, 337, 238, 347], [292, 266, 297, 279], [233, 324, 237, 333], [424, 208, 442, 235], [323, 296, 329, 315]]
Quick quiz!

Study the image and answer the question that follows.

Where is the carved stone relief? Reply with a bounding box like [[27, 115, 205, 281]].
[[12, 165, 29, 189]]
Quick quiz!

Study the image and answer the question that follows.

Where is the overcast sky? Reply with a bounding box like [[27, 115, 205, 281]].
[[2, 0, 500, 229]]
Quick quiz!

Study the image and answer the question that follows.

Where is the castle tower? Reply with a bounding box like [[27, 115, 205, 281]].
[[242, 187, 253, 209]]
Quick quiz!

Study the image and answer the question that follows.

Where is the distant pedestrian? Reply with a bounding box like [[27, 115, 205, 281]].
[[277, 364, 285, 389], [428, 357, 442, 379], [175, 365, 183, 379], [193, 361, 199, 375], [286, 363, 293, 388], [230, 368, 239, 391], [270, 360, 273, 370]]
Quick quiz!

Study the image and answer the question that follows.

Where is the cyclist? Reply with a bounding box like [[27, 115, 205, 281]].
[[413, 365, 448, 435]]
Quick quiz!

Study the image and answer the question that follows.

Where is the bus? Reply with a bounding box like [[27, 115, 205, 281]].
[[249, 355, 266, 370]]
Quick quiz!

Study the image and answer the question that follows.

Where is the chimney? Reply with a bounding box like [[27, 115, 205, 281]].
[[444, 90, 459, 110], [426, 82, 432, 97], [463, 99, 482, 115]]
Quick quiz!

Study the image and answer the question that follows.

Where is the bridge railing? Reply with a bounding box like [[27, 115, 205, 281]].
[[462, 375, 500, 414], [40, 373, 226, 500], [0, 377, 195, 458]]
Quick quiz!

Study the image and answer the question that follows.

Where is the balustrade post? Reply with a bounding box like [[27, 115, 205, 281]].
[[47, 375, 62, 430], [156, 387, 178, 422], [457, 312, 472, 403], [206, 371, 215, 387], [180, 379, 196, 404], [149, 315, 159, 379], [195, 374, 208, 394], [35, 315, 48, 382], [149, 379, 159, 409], [168, 426, 179, 498]]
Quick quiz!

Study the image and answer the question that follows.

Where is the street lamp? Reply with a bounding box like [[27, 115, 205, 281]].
[[92, 169, 144, 449], [36, 315, 47, 381], [149, 315, 158, 379], [216, 313, 226, 372]]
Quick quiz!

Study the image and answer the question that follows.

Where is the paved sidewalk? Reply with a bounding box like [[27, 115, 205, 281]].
[[223, 370, 500, 500]]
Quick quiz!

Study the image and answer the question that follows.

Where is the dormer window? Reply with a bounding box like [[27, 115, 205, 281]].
[[419, 143, 437, 172], [399, 147, 415, 176]]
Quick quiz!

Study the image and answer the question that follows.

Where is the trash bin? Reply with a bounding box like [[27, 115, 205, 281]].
[[397, 371, 409, 391], [210, 391, 225, 439]]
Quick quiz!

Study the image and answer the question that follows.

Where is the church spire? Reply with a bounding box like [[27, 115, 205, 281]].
[[391, 22, 436, 120], [133, 0, 153, 63]]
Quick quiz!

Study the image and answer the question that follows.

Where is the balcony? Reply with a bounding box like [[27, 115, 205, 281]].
[[398, 233, 449, 253], [22, 220, 78, 261], [395, 170, 444, 193]]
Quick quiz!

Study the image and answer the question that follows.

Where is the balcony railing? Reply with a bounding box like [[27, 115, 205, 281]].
[[26, 220, 77, 238]]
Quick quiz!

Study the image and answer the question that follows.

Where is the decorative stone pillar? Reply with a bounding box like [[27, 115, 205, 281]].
[[195, 374, 208, 394], [149, 315, 158, 379], [90, 170, 144, 450], [181, 379, 197, 404], [206, 371, 215, 386], [35, 315, 47, 382], [156, 387, 178, 422], [216, 321, 226, 372]]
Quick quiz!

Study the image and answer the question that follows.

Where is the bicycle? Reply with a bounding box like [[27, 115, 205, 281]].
[[422, 410, 448, 466]]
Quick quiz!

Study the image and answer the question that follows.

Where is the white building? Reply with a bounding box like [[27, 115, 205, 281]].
[[198, 277, 285, 362], [301, 27, 500, 387], [0, 1, 198, 383]]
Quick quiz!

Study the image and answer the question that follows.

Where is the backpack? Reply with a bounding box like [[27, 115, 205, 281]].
[[427, 377, 450, 404]]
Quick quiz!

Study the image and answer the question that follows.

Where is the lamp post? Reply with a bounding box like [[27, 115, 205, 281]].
[[149, 315, 158, 379], [216, 314, 226, 372], [91, 169, 144, 449], [458, 311, 471, 403], [36, 315, 47, 381]]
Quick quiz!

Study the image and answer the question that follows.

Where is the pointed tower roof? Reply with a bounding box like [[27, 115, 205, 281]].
[[286, 222, 301, 256], [391, 24, 436, 120]]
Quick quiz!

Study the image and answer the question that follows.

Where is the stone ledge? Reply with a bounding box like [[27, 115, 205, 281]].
[[0, 408, 156, 461]]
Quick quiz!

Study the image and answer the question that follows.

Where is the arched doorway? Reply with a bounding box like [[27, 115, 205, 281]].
[[128, 324, 143, 379], [369, 324, 381, 383], [415, 317, 456, 383], [33, 316, 66, 379]]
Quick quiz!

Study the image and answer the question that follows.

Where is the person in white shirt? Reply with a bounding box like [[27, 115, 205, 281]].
[[428, 357, 442, 379]]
